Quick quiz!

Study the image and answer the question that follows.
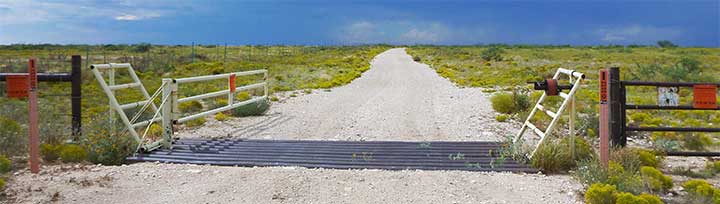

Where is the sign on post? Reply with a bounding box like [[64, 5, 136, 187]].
[[6, 74, 29, 98], [693, 85, 718, 109], [657, 87, 679, 106]]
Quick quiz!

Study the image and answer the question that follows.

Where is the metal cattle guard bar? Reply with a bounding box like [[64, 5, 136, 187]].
[[161, 70, 268, 148], [515, 68, 585, 158]]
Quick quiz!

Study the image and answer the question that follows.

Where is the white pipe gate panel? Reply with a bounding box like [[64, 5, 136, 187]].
[[515, 68, 585, 158], [90, 63, 267, 152]]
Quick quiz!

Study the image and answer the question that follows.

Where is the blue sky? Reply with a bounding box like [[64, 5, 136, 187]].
[[0, 0, 718, 46]]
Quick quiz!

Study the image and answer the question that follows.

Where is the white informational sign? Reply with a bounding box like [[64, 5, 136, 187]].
[[657, 87, 679, 106]]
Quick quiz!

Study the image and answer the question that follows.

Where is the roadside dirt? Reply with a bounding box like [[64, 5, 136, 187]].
[[176, 48, 518, 141], [3, 48, 583, 204]]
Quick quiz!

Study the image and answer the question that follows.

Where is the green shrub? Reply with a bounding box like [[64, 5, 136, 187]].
[[179, 100, 203, 113], [607, 161, 645, 194], [640, 166, 672, 192], [574, 158, 609, 186], [495, 114, 510, 122], [490, 91, 530, 114], [231, 98, 270, 117], [0, 117, 23, 156], [413, 56, 421, 62], [214, 112, 230, 121], [84, 118, 137, 165], [638, 194, 663, 204], [40, 143, 63, 163], [707, 161, 720, 174], [611, 148, 643, 173], [585, 183, 617, 204], [683, 133, 714, 151], [637, 150, 660, 168], [657, 40, 677, 48], [532, 136, 593, 173], [145, 124, 164, 140], [682, 179, 719, 204], [269, 96, 279, 102], [236, 92, 251, 101], [60, 144, 87, 163], [481, 47, 505, 61], [0, 178, 5, 191], [185, 117, 206, 127], [0, 155, 10, 173], [616, 192, 663, 204]]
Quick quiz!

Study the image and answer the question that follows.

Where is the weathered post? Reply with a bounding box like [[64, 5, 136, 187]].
[[599, 69, 610, 167], [608, 67, 626, 147], [28, 58, 40, 173], [71, 55, 82, 138]]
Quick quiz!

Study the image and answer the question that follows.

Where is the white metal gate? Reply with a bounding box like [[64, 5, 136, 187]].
[[91, 63, 267, 151], [515, 68, 585, 158]]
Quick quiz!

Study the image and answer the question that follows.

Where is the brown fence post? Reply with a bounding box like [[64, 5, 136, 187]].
[[608, 67, 626, 147], [28, 58, 40, 173], [599, 69, 610, 167]]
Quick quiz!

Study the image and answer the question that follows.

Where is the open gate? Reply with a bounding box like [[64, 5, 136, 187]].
[[604, 67, 720, 157]]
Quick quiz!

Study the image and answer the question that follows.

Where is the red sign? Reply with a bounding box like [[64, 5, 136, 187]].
[[6, 74, 29, 98], [693, 85, 718, 109], [599, 70, 608, 103], [229, 74, 236, 93]]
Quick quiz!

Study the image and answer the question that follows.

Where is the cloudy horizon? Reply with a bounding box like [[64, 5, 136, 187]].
[[0, 0, 718, 47]]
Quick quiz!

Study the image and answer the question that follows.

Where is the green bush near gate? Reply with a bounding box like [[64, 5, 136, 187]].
[[531, 136, 593, 173], [185, 117, 206, 127], [586, 183, 617, 204], [84, 117, 137, 165], [60, 144, 87, 163], [490, 91, 530, 114], [40, 143, 63, 163], [231, 98, 270, 117], [495, 114, 510, 122], [0, 155, 10, 173]]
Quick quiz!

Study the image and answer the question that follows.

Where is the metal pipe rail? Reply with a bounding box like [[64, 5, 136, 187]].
[[90, 63, 161, 151], [606, 67, 720, 156], [161, 69, 268, 149]]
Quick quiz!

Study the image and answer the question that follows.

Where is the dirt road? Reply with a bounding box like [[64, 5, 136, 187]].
[[4, 48, 582, 204], [178, 48, 517, 141]]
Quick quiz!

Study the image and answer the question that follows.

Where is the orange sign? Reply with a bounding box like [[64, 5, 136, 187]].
[[6, 74, 28, 98], [693, 85, 718, 109], [599, 70, 608, 103], [229, 74, 236, 93]]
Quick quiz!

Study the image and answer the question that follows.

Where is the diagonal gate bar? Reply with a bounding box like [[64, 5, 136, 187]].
[[127, 139, 538, 173]]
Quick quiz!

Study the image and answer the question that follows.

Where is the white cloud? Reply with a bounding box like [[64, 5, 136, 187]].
[[114, 12, 162, 21], [595, 25, 682, 43], [0, 0, 179, 26], [336, 20, 490, 45], [115, 14, 139, 21]]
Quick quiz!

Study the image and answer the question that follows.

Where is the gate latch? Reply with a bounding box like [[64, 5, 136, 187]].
[[528, 79, 573, 96]]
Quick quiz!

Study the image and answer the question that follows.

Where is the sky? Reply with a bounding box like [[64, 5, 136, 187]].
[[0, 0, 718, 47]]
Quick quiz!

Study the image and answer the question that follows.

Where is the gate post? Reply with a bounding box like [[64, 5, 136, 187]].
[[608, 67, 626, 147], [599, 69, 610, 167], [28, 58, 40, 173], [161, 78, 174, 149], [71, 55, 82, 139]]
